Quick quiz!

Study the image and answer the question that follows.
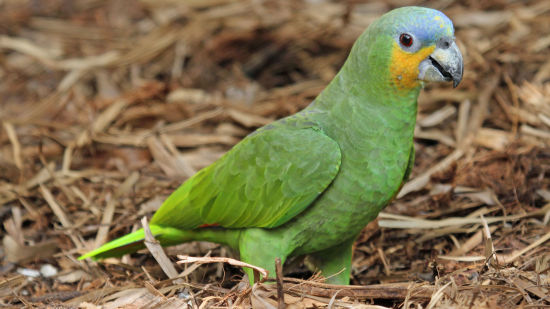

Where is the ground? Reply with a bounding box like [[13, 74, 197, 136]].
[[0, 0, 549, 308]]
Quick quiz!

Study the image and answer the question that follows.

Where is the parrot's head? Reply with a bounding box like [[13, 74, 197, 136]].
[[352, 6, 463, 93]]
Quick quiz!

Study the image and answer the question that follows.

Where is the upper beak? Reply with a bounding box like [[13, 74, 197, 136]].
[[418, 40, 463, 88]]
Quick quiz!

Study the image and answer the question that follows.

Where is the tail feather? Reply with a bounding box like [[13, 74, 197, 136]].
[[78, 225, 191, 260], [79, 224, 241, 261]]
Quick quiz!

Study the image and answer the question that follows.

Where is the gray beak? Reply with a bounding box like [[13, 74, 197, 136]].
[[418, 39, 463, 88]]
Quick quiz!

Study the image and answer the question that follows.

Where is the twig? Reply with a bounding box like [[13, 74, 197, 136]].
[[251, 283, 277, 309], [275, 258, 285, 309], [158, 108, 224, 134], [480, 215, 497, 267], [178, 251, 212, 278], [497, 231, 550, 264], [379, 204, 550, 229], [141, 217, 179, 279], [263, 278, 434, 299], [95, 172, 140, 247], [377, 248, 392, 276], [2, 122, 23, 170], [39, 184, 82, 248], [177, 255, 269, 278], [327, 289, 343, 309], [426, 281, 452, 309], [397, 149, 464, 198]]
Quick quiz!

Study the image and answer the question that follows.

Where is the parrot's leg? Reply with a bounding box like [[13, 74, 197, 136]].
[[307, 237, 355, 285], [238, 228, 293, 285]]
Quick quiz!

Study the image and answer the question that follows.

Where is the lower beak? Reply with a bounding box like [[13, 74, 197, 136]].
[[418, 41, 463, 88]]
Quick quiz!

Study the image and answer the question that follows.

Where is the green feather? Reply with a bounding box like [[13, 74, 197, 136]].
[[150, 127, 341, 229]]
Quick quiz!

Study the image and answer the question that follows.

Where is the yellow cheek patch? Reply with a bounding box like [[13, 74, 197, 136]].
[[389, 42, 435, 90]]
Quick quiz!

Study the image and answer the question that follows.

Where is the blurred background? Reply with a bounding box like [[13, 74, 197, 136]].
[[1, 0, 549, 308]]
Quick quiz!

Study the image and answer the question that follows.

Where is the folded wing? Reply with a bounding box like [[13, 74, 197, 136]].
[[150, 127, 342, 229]]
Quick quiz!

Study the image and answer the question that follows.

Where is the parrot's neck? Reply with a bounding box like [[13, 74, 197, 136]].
[[311, 59, 420, 139]]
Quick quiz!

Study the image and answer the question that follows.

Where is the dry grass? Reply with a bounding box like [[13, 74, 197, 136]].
[[1, 0, 549, 308]]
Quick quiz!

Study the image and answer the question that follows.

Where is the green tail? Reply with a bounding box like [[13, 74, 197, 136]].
[[78, 225, 241, 260]]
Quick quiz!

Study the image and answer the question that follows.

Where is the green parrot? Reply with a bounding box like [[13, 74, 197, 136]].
[[80, 6, 463, 285]]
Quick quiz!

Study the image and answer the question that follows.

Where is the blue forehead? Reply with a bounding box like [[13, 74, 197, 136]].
[[380, 7, 454, 43]]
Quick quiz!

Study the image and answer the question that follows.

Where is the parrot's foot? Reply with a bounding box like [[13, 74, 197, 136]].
[[306, 238, 355, 285]]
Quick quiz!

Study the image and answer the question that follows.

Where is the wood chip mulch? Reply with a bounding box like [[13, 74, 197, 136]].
[[1, 0, 549, 308]]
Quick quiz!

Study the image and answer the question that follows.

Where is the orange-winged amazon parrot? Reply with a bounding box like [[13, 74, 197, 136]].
[[80, 6, 463, 285]]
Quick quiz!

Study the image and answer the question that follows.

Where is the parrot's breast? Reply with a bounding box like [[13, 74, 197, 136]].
[[281, 94, 417, 256]]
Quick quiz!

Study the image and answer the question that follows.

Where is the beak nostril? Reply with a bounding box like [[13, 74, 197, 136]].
[[438, 38, 452, 49]]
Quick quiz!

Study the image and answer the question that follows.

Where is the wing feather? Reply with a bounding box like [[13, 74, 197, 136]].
[[150, 127, 341, 229]]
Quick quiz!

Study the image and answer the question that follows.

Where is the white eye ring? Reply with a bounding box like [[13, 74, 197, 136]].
[[396, 33, 419, 52]]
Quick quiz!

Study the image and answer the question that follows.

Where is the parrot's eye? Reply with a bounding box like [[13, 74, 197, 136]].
[[399, 33, 413, 47]]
